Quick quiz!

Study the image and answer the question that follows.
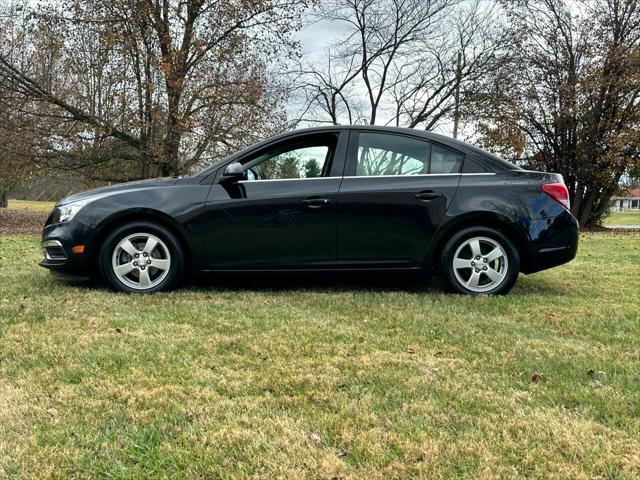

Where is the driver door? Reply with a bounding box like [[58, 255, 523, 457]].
[[202, 131, 347, 270]]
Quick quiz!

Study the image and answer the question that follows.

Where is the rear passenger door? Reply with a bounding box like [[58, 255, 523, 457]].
[[336, 131, 462, 267]]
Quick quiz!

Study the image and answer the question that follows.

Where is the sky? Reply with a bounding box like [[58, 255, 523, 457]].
[[291, 10, 462, 137], [295, 17, 349, 58]]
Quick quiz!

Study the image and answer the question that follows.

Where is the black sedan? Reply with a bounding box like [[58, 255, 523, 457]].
[[41, 126, 579, 295]]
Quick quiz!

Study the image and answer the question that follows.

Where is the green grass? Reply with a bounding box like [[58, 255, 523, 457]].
[[1, 232, 639, 479], [7, 199, 56, 212], [604, 211, 640, 226]]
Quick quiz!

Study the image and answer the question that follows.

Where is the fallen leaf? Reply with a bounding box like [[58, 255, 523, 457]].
[[309, 433, 321, 446]]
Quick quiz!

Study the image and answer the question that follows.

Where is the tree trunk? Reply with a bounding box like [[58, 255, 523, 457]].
[[574, 185, 599, 229], [161, 87, 182, 177], [0, 190, 7, 208], [162, 126, 181, 177]]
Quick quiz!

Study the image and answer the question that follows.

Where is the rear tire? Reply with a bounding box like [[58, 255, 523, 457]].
[[440, 226, 519, 295], [98, 221, 185, 293]]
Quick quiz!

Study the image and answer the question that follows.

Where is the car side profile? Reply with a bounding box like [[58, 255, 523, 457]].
[[40, 126, 579, 295]]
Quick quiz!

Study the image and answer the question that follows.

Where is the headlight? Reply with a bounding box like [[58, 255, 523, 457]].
[[56, 200, 90, 223]]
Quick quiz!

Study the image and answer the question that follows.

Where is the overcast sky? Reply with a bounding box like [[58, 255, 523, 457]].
[[291, 13, 461, 137], [295, 18, 349, 57]]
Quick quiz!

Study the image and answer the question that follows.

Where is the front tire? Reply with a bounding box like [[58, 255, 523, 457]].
[[98, 222, 185, 293], [440, 227, 520, 295]]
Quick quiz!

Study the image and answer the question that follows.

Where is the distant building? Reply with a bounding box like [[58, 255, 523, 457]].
[[611, 189, 640, 211]]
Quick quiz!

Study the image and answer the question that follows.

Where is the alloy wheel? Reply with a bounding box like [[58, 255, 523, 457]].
[[452, 236, 509, 293], [111, 233, 171, 290]]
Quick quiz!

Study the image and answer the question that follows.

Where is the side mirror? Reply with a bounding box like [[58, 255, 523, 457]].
[[222, 162, 244, 182]]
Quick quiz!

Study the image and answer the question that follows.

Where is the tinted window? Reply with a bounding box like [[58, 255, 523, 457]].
[[243, 135, 336, 180], [430, 144, 463, 174], [356, 133, 429, 176], [461, 157, 489, 173]]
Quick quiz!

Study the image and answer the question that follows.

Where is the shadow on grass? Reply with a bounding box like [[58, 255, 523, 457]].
[[44, 269, 568, 297], [44, 269, 435, 294]]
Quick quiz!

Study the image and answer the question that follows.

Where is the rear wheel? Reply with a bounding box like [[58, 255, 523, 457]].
[[440, 227, 519, 295], [99, 222, 185, 293]]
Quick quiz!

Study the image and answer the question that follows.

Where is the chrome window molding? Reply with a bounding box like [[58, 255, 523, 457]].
[[238, 177, 340, 183], [237, 173, 496, 183], [343, 173, 496, 178]]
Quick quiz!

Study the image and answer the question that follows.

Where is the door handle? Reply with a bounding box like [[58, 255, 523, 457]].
[[415, 191, 443, 201], [303, 197, 330, 208]]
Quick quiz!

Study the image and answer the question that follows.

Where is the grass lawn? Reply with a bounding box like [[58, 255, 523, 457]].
[[7, 199, 56, 212], [1, 232, 639, 479], [604, 211, 640, 226]]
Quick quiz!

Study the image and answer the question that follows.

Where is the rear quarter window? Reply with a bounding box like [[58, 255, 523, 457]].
[[462, 157, 489, 173], [430, 144, 463, 174]]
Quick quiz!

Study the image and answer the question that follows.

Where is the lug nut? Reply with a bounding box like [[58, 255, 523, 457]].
[[476, 256, 481, 260], [147, 260, 151, 265], [133, 262, 138, 266], [483, 266, 488, 271], [471, 261, 475, 266], [475, 268, 480, 273], [143, 253, 147, 257], [141, 266, 146, 270], [483, 258, 488, 263], [135, 254, 139, 258]]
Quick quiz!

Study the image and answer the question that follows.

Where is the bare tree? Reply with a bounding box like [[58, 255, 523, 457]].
[[0, 0, 310, 181], [470, 0, 640, 228], [292, 0, 503, 130]]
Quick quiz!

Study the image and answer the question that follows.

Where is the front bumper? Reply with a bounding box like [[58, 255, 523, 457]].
[[40, 219, 94, 277], [521, 210, 579, 274]]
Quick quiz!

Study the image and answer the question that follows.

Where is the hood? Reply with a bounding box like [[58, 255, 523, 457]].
[[57, 177, 180, 206]]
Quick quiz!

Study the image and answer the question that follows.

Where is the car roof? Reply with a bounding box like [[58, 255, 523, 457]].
[[281, 124, 466, 149]]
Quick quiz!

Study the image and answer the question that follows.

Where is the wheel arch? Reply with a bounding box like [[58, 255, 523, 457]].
[[89, 209, 193, 275], [429, 212, 533, 273]]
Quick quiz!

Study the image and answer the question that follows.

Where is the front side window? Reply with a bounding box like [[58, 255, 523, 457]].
[[356, 133, 429, 176], [243, 135, 336, 181]]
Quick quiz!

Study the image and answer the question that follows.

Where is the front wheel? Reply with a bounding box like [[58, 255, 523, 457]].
[[98, 222, 185, 293], [440, 227, 520, 295]]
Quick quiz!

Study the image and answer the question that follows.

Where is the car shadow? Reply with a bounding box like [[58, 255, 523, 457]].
[[48, 270, 441, 294], [188, 270, 440, 294], [45, 270, 568, 296]]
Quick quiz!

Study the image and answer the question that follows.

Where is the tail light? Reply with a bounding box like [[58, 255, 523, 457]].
[[542, 183, 570, 210]]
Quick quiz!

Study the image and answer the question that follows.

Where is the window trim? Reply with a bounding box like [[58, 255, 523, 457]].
[[342, 173, 495, 179], [237, 176, 341, 184]]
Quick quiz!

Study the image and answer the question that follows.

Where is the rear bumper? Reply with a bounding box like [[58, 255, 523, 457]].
[[40, 220, 94, 277], [521, 211, 579, 274]]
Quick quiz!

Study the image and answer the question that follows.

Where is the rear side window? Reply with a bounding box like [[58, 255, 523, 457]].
[[353, 133, 466, 176], [356, 133, 429, 176], [430, 144, 463, 174]]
